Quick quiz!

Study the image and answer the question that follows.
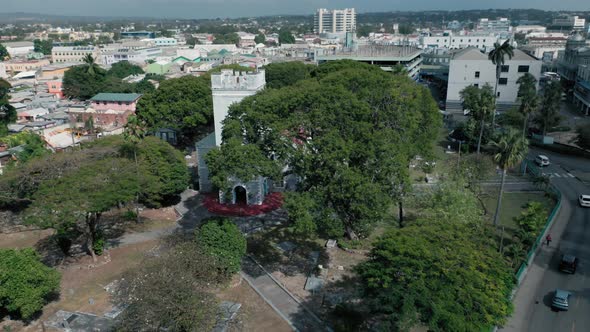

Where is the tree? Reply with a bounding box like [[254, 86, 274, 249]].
[[135, 75, 213, 145], [490, 129, 529, 227], [113, 241, 224, 331], [134, 78, 155, 94], [0, 248, 61, 320], [123, 115, 145, 222], [488, 40, 514, 127], [460, 84, 496, 154], [62, 65, 107, 100], [514, 202, 547, 246], [516, 73, 539, 137], [278, 29, 295, 44], [0, 43, 9, 60], [264, 62, 311, 89], [33, 39, 53, 55], [196, 218, 247, 276], [107, 60, 144, 78], [0, 131, 49, 165], [574, 124, 590, 150], [82, 54, 100, 76], [254, 33, 266, 44], [0, 78, 16, 135], [534, 81, 562, 136], [25, 157, 137, 261], [397, 24, 414, 35], [357, 220, 514, 331], [209, 62, 441, 239]]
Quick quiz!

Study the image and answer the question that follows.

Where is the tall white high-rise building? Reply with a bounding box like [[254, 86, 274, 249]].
[[314, 8, 356, 34]]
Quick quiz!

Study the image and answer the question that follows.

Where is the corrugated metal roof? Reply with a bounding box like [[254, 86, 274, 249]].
[[90, 93, 142, 102]]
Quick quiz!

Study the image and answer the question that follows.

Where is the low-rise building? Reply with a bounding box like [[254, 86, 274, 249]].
[[420, 32, 499, 52], [36, 63, 75, 80], [573, 65, 590, 115], [557, 34, 590, 88], [46, 80, 64, 99], [100, 47, 162, 66], [17, 107, 50, 122], [68, 93, 142, 128], [549, 15, 586, 32], [1, 41, 34, 56], [316, 44, 422, 79], [120, 31, 156, 39], [149, 37, 177, 47], [1, 59, 51, 76], [445, 47, 542, 112], [52, 46, 100, 64], [477, 18, 511, 32]]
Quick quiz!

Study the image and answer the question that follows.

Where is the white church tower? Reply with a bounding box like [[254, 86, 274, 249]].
[[196, 69, 267, 199], [211, 69, 266, 146]]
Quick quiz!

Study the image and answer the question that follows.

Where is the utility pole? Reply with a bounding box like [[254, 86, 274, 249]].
[[456, 140, 463, 170]]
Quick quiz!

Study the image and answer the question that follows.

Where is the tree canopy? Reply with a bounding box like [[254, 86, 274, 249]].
[[196, 217, 247, 277], [107, 60, 144, 78], [207, 62, 441, 238], [0, 78, 16, 135], [33, 39, 53, 55], [534, 81, 562, 135], [357, 219, 514, 331], [0, 44, 9, 60], [0, 248, 61, 320], [278, 29, 295, 44], [254, 33, 266, 44], [460, 84, 495, 153], [135, 75, 213, 144], [263, 62, 312, 89]]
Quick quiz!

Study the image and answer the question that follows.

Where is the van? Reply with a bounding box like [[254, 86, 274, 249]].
[[535, 155, 550, 167]]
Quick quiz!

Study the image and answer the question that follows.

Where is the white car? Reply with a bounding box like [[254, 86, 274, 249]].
[[535, 155, 550, 167], [579, 195, 590, 208]]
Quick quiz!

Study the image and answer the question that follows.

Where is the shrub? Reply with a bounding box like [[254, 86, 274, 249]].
[[195, 218, 246, 276], [0, 248, 61, 320]]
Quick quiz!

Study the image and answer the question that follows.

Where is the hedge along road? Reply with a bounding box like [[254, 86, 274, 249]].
[[500, 148, 590, 332]]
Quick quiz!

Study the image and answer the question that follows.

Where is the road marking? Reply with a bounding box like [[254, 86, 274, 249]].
[[568, 173, 575, 178], [554, 173, 561, 177], [571, 321, 575, 332]]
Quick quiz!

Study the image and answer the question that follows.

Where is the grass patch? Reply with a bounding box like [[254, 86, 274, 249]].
[[482, 192, 554, 231]]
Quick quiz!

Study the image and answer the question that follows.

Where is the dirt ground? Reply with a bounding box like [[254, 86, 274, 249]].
[[218, 278, 293, 332], [0, 229, 54, 249]]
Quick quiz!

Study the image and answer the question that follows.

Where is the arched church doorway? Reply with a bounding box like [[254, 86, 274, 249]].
[[234, 186, 247, 205]]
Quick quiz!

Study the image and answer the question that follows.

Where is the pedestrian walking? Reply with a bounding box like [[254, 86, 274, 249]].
[[545, 234, 552, 246]]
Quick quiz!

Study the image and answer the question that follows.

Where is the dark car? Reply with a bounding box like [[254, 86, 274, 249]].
[[559, 254, 578, 274]]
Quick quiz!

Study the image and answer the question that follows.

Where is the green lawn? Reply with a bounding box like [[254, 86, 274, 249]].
[[482, 192, 554, 231]]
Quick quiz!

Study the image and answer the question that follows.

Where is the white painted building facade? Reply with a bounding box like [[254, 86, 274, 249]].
[[446, 48, 542, 112]]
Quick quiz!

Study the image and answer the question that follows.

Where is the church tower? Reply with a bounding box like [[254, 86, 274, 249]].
[[210, 69, 266, 146]]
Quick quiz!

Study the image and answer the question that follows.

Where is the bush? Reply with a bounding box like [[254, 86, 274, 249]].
[[0, 248, 61, 320], [92, 231, 105, 256], [338, 239, 362, 250], [122, 210, 137, 221], [196, 218, 246, 276]]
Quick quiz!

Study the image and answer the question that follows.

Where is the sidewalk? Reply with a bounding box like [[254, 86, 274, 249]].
[[499, 187, 572, 331], [241, 256, 328, 332]]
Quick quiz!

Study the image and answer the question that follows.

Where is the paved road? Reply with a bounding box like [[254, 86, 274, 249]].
[[501, 148, 590, 332]]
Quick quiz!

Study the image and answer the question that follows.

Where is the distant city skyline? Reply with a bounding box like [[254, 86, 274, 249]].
[[0, 0, 588, 19]]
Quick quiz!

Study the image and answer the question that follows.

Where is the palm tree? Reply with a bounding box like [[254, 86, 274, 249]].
[[488, 40, 514, 127], [490, 129, 529, 226], [82, 54, 100, 76], [460, 84, 495, 154], [124, 115, 146, 223], [516, 73, 539, 138]]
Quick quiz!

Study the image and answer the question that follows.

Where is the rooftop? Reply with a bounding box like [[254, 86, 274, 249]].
[[90, 93, 142, 102]]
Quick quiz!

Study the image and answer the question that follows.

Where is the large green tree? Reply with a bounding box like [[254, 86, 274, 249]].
[[33, 39, 53, 55], [0, 44, 9, 60], [490, 129, 529, 226], [264, 62, 311, 89], [208, 62, 440, 239], [460, 84, 496, 154], [135, 75, 213, 144], [0, 78, 16, 135], [107, 60, 144, 78], [0, 248, 61, 320], [254, 33, 266, 44], [534, 81, 562, 136], [357, 220, 514, 331], [516, 73, 539, 137], [278, 29, 295, 44]]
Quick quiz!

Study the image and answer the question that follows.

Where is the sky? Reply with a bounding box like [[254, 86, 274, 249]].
[[0, 0, 588, 19]]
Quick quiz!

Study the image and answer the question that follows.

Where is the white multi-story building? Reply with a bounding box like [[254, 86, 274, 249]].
[[51, 46, 100, 63], [314, 8, 356, 34], [420, 32, 500, 52], [446, 47, 542, 112], [100, 47, 162, 66], [1, 41, 34, 57], [520, 36, 568, 62], [477, 18, 511, 32], [550, 16, 586, 32], [150, 37, 177, 47]]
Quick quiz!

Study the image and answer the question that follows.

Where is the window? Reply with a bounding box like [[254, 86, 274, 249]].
[[518, 65, 530, 73], [497, 92, 501, 97], [474, 84, 479, 88], [501, 65, 509, 73], [499, 78, 508, 85], [475, 71, 480, 78]]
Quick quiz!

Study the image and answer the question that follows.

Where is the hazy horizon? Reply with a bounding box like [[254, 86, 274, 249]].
[[0, 0, 588, 20]]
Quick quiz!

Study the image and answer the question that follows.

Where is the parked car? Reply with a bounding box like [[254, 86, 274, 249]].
[[579, 194, 590, 207], [552, 289, 571, 311], [535, 155, 550, 167], [559, 254, 578, 274]]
